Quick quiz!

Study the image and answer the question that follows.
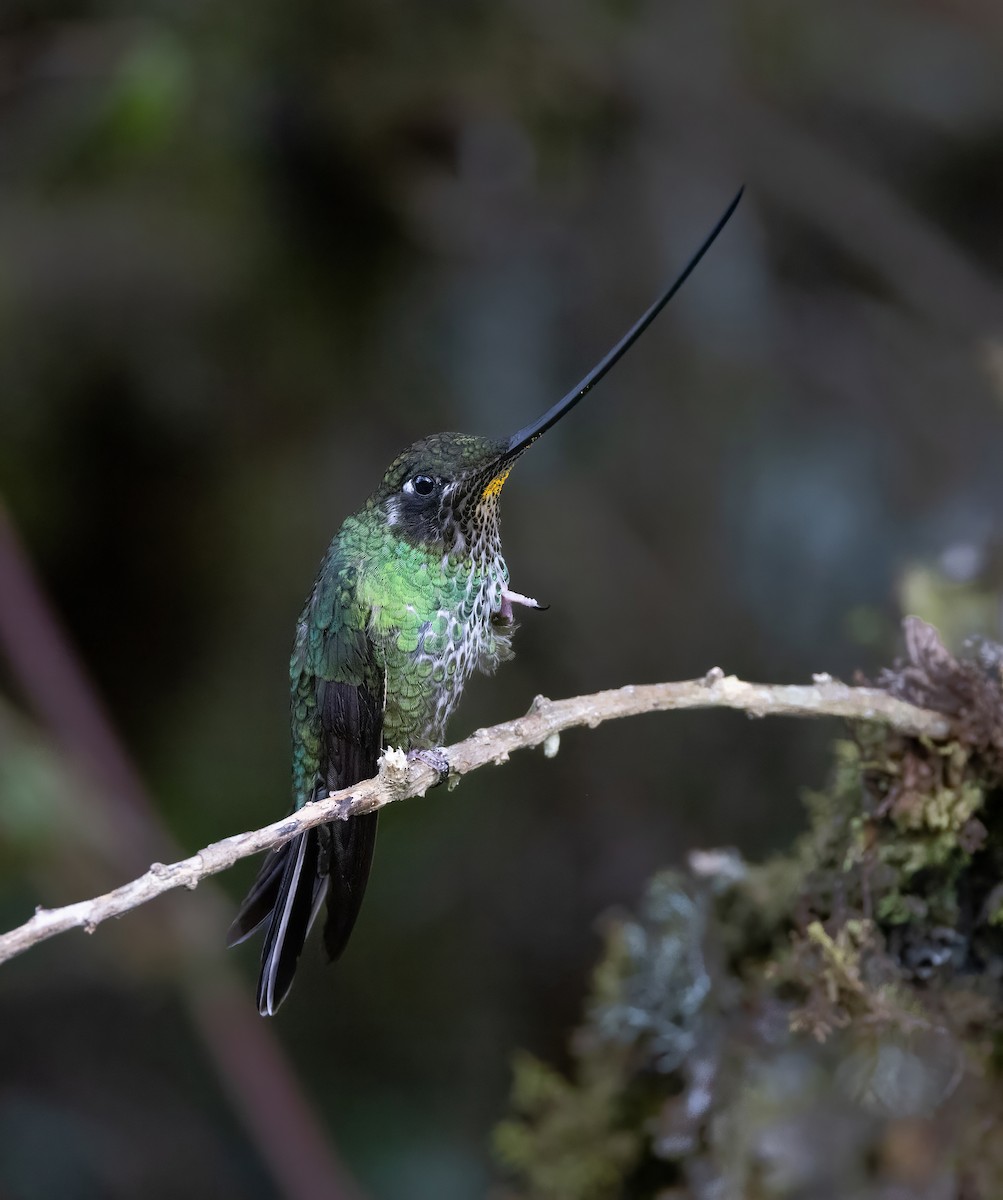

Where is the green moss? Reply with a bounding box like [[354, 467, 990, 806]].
[[494, 872, 717, 1197], [496, 627, 1003, 1195], [493, 1049, 639, 1200], [875, 891, 919, 925]]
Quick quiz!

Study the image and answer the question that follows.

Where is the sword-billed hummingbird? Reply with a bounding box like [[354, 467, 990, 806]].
[[228, 189, 743, 1014]]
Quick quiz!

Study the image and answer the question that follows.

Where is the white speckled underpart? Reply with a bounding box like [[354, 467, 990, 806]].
[[414, 542, 514, 741]]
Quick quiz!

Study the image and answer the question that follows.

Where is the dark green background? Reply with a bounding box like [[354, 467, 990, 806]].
[[2, 2, 1003, 1196]]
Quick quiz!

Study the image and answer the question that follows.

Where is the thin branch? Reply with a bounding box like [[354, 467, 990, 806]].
[[0, 673, 949, 966]]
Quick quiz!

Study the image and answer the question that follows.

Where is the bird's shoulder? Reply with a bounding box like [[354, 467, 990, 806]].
[[290, 535, 376, 688]]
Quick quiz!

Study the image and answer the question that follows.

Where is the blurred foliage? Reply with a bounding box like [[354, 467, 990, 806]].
[[2, 0, 1003, 1196], [494, 628, 1003, 1199]]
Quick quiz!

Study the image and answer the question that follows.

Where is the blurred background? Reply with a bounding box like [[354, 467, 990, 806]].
[[2, 1, 1003, 1197]]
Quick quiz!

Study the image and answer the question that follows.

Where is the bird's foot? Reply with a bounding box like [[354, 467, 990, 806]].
[[407, 746, 450, 786], [499, 587, 549, 621]]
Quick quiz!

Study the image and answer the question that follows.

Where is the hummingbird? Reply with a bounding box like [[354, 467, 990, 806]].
[[228, 189, 743, 1015]]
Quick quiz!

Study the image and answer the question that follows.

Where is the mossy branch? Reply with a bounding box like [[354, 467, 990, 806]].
[[0, 674, 949, 966]]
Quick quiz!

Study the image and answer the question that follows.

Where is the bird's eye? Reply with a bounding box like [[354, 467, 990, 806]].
[[404, 474, 437, 497]]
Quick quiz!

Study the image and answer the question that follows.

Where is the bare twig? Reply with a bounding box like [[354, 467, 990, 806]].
[[0, 673, 949, 966]]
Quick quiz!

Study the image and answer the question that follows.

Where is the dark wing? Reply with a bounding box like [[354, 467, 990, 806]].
[[227, 547, 384, 1015], [316, 676, 382, 960]]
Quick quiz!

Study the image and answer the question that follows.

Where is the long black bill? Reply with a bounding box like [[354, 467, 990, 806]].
[[502, 186, 743, 460]]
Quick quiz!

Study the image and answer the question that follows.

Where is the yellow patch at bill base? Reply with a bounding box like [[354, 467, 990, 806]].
[[481, 470, 510, 500]]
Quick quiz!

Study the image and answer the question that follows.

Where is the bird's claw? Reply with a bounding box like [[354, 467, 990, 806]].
[[407, 746, 450, 786], [500, 587, 549, 621]]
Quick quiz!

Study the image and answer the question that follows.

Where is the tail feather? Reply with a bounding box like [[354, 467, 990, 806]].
[[228, 829, 325, 1015], [257, 829, 326, 1015], [226, 847, 289, 947], [228, 812, 379, 1015], [322, 811, 379, 961]]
